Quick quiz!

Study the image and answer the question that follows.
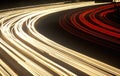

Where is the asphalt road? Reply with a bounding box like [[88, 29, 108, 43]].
[[0, 1, 120, 76], [36, 4, 120, 68]]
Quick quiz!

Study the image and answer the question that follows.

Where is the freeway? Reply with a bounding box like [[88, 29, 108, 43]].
[[0, 1, 120, 76], [59, 3, 120, 50]]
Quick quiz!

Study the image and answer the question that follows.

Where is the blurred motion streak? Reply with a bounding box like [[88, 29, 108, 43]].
[[0, 1, 120, 76]]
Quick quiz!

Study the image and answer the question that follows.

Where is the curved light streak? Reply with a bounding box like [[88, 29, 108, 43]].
[[1, 1, 120, 76]]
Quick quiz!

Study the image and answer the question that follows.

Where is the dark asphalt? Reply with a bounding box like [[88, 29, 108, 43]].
[[35, 4, 120, 69]]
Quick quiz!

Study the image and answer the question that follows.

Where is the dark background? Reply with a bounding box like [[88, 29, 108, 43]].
[[0, 0, 113, 9], [0, 0, 95, 9], [0, 0, 64, 9]]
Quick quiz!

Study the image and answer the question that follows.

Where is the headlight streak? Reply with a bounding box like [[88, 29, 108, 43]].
[[30, 8, 120, 76], [0, 1, 120, 76], [14, 13, 76, 76], [0, 58, 17, 76]]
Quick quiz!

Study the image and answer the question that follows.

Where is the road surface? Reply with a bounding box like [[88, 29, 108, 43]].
[[0, 1, 120, 76]]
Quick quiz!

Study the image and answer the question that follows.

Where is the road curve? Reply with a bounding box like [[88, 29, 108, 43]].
[[59, 3, 120, 50], [0, 1, 120, 76]]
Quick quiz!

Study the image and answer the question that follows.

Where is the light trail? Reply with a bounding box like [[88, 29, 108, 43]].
[[0, 1, 120, 76], [60, 3, 120, 50], [0, 59, 17, 76]]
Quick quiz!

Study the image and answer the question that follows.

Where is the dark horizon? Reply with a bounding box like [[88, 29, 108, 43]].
[[0, 0, 66, 9], [0, 0, 94, 9]]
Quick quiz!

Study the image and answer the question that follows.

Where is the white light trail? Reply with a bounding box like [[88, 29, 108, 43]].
[[0, 1, 120, 76]]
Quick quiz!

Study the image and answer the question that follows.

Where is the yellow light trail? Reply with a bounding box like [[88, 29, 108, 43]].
[[0, 1, 120, 76]]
